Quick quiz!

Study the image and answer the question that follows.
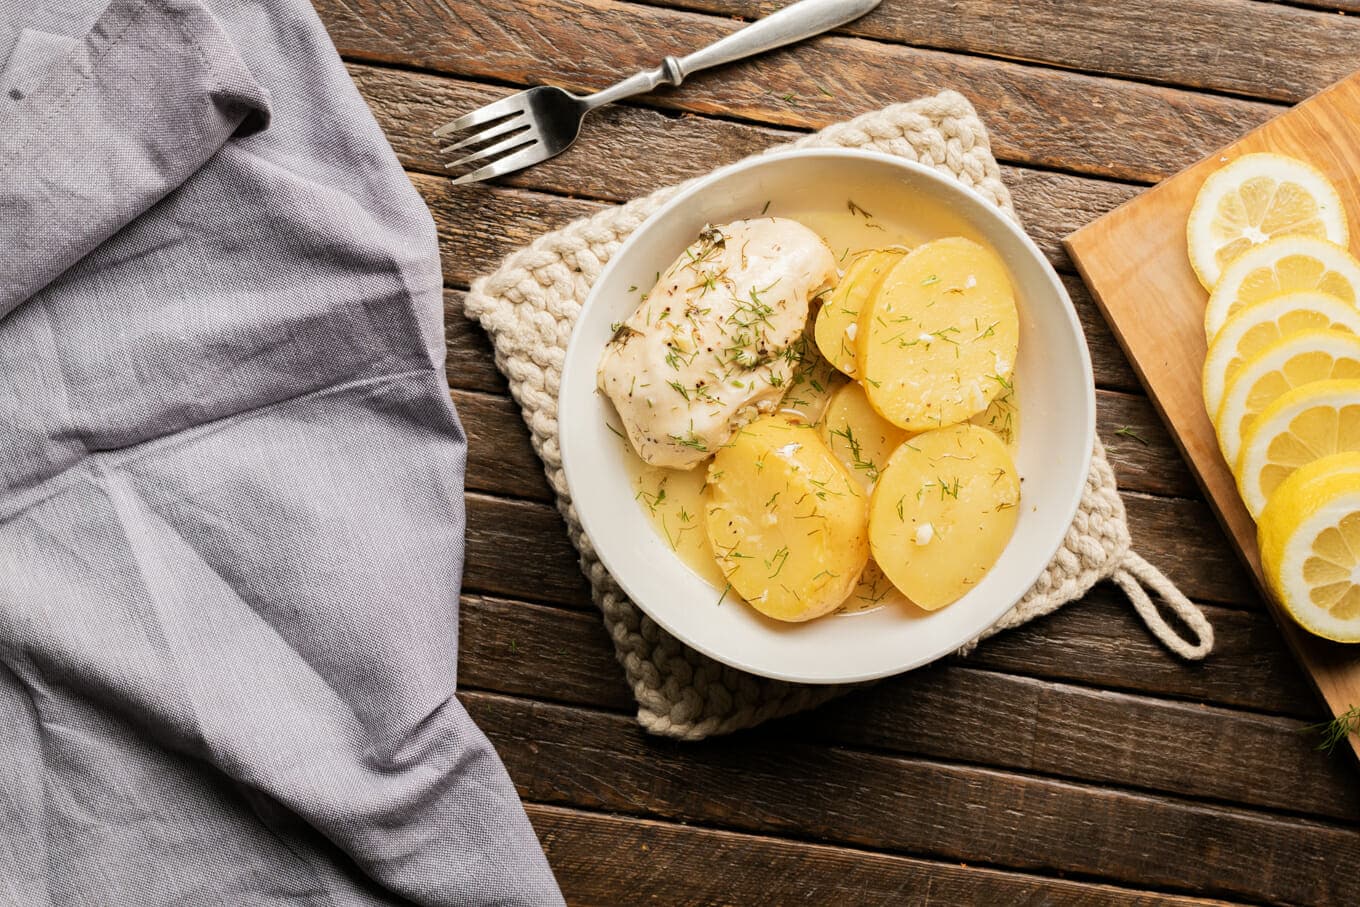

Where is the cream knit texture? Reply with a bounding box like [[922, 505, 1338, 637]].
[[465, 92, 1214, 740]]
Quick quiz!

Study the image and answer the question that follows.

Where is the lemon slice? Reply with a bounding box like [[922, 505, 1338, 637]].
[[1258, 452, 1360, 642], [1215, 329, 1360, 467], [1203, 237, 1360, 342], [1203, 291, 1360, 417], [1188, 153, 1348, 291], [1236, 378, 1360, 518]]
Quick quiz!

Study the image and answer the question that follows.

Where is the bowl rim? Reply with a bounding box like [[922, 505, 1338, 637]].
[[559, 146, 1096, 683]]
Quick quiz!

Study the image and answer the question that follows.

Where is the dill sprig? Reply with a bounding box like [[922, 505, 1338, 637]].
[[670, 430, 708, 452], [847, 199, 874, 219], [1114, 425, 1149, 446], [1304, 705, 1360, 754], [829, 425, 879, 481], [634, 482, 667, 516]]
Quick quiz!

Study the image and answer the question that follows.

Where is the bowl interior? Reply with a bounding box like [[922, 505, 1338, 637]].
[[559, 149, 1094, 683]]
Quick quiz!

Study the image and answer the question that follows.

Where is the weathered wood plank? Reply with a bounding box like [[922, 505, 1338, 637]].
[[463, 690, 1360, 904], [1098, 391, 1198, 498], [626, 0, 1360, 104], [417, 174, 608, 288], [1062, 274, 1141, 393], [318, 0, 1276, 183], [796, 665, 1360, 822], [459, 594, 632, 707], [460, 583, 1318, 720], [526, 803, 1244, 906], [458, 593, 1350, 820], [444, 290, 507, 394], [965, 584, 1316, 716], [464, 492, 591, 607], [1124, 491, 1256, 607], [350, 64, 781, 203], [452, 389, 553, 501]]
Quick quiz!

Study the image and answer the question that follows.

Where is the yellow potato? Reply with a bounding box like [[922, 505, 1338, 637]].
[[813, 249, 904, 378], [705, 415, 869, 621], [819, 380, 911, 488], [859, 237, 1019, 432], [868, 424, 1020, 610]]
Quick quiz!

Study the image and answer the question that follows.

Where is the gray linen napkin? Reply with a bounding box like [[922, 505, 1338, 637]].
[[0, 0, 563, 903]]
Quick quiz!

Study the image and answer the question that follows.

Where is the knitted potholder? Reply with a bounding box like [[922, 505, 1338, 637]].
[[465, 91, 1214, 740]]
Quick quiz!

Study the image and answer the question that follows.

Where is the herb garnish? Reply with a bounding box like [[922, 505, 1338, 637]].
[[1114, 425, 1149, 445], [847, 199, 874, 219], [1305, 705, 1360, 753]]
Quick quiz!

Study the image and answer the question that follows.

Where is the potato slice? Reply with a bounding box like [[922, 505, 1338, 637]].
[[705, 415, 869, 621], [819, 381, 910, 488], [814, 249, 905, 378], [869, 424, 1020, 610], [859, 237, 1019, 432]]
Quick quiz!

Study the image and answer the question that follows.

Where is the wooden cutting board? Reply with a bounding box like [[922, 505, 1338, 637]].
[[1066, 71, 1360, 762]]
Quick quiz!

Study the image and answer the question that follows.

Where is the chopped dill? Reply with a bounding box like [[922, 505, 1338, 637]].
[[635, 483, 667, 515], [829, 425, 879, 480], [1114, 425, 1149, 446], [766, 546, 791, 579], [670, 430, 708, 452]]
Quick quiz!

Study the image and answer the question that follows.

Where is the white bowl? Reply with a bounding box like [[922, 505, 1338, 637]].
[[559, 148, 1094, 684]]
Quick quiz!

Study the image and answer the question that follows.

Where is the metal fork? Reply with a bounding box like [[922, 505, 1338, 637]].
[[434, 0, 882, 186]]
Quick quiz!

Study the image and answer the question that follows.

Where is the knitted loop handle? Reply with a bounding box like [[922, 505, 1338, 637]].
[[1114, 552, 1215, 660]]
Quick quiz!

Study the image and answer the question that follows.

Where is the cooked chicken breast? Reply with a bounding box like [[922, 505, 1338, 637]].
[[598, 218, 837, 469]]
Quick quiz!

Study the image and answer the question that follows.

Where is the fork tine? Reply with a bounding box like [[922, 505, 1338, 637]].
[[431, 93, 528, 138], [437, 115, 528, 156], [449, 143, 549, 186], [444, 132, 538, 172]]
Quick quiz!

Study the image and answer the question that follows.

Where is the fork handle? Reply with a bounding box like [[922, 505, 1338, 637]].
[[581, 0, 882, 110]]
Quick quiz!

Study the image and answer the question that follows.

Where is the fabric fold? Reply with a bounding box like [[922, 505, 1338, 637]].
[[0, 0, 563, 903], [0, 0, 270, 318]]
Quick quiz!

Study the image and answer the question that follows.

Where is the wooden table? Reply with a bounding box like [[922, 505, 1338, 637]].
[[314, 1, 1360, 903]]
